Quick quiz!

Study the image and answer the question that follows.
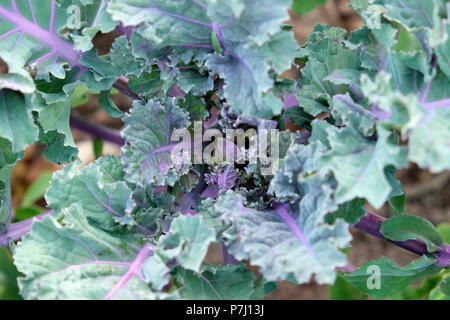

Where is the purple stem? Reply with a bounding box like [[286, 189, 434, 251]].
[[116, 23, 134, 40], [423, 98, 450, 109], [273, 203, 317, 260], [191, 0, 207, 10], [354, 212, 449, 267], [49, 0, 56, 33], [221, 242, 238, 265], [0, 210, 54, 246], [283, 92, 299, 110], [104, 243, 154, 300], [69, 116, 125, 146], [212, 22, 225, 51], [420, 56, 438, 103]]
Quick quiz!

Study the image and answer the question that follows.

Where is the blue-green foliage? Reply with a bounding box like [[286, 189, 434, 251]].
[[0, 0, 448, 300]]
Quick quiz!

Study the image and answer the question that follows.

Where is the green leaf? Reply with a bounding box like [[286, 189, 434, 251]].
[[327, 198, 366, 225], [37, 128, 79, 164], [69, 0, 119, 52], [429, 273, 450, 300], [108, 0, 297, 117], [350, 0, 447, 62], [440, 277, 450, 296], [391, 274, 443, 300], [429, 288, 450, 300], [127, 71, 165, 98], [140, 254, 170, 291], [95, 155, 126, 182], [166, 67, 214, 97], [70, 84, 94, 107], [353, 0, 447, 51], [177, 93, 209, 122], [435, 25, 450, 79], [250, 278, 278, 299], [32, 90, 77, 163], [331, 93, 376, 137], [158, 215, 215, 272], [395, 28, 423, 53], [326, 125, 408, 209], [13, 206, 44, 221], [283, 106, 314, 130], [213, 191, 351, 284], [403, 102, 450, 173], [381, 214, 443, 252], [344, 256, 443, 299], [109, 36, 147, 77], [179, 263, 255, 300], [206, 0, 245, 18], [349, 25, 430, 93], [388, 194, 406, 216], [270, 140, 330, 204]]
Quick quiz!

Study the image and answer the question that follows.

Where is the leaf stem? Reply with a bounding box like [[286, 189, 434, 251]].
[[104, 242, 154, 300], [354, 212, 449, 267], [423, 98, 450, 109], [0, 210, 53, 246], [221, 242, 237, 265], [69, 116, 125, 146]]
